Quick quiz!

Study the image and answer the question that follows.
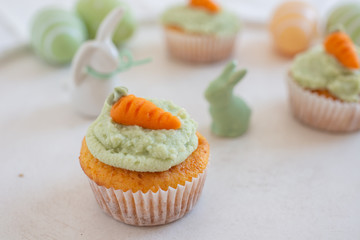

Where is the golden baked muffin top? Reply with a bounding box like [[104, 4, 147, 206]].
[[80, 132, 209, 193]]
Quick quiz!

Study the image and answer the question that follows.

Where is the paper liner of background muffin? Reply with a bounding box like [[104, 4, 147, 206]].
[[87, 168, 207, 226], [164, 27, 237, 62], [287, 76, 360, 132]]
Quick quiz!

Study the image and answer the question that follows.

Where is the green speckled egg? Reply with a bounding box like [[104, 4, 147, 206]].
[[30, 8, 88, 65], [76, 0, 136, 46], [326, 3, 360, 45]]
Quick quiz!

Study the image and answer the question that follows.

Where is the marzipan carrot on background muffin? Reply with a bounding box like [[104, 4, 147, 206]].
[[79, 87, 209, 226]]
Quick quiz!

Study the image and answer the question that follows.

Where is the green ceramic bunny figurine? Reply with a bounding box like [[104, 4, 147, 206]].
[[204, 61, 251, 137]]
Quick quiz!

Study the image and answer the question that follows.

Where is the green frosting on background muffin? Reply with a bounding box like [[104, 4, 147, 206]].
[[85, 90, 198, 172], [161, 5, 240, 36], [291, 46, 360, 102]]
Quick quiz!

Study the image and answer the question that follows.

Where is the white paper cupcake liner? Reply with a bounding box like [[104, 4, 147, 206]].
[[88, 169, 207, 226], [288, 76, 360, 132], [164, 27, 237, 62]]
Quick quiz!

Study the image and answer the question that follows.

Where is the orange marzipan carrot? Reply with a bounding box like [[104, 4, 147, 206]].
[[324, 31, 360, 69], [190, 0, 220, 13], [110, 95, 181, 130]]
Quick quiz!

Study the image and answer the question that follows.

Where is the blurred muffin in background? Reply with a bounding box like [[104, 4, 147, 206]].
[[161, 0, 241, 63], [287, 31, 360, 132]]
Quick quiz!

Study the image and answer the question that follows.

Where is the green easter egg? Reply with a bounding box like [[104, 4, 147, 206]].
[[30, 8, 87, 65], [76, 0, 136, 46], [326, 3, 360, 45]]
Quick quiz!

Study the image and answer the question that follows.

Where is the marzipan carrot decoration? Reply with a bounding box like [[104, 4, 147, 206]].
[[324, 31, 360, 69], [110, 95, 181, 130], [190, 0, 220, 13]]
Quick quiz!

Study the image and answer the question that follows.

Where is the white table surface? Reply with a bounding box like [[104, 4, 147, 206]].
[[1, 16, 360, 240]]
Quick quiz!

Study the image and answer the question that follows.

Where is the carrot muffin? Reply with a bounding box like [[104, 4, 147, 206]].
[[288, 31, 360, 132], [161, 0, 241, 62], [79, 87, 209, 226]]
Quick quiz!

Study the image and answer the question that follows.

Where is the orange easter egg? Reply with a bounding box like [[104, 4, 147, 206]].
[[270, 1, 317, 56]]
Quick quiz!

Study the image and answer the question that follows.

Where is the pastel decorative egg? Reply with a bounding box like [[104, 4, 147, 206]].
[[326, 3, 360, 45], [30, 8, 88, 64], [270, 1, 317, 56], [76, 0, 136, 46]]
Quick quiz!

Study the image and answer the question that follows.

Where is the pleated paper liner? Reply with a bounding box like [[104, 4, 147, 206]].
[[164, 27, 237, 63], [88, 169, 207, 226], [288, 76, 360, 132]]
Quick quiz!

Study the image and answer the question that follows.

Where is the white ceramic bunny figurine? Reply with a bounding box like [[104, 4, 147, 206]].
[[70, 7, 124, 117]]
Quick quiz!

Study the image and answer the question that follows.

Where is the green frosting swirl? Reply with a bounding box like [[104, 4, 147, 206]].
[[161, 5, 240, 36], [85, 87, 198, 172], [291, 46, 360, 102]]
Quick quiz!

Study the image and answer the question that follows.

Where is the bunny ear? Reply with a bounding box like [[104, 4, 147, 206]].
[[219, 61, 237, 80], [96, 7, 124, 42], [228, 69, 247, 87]]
